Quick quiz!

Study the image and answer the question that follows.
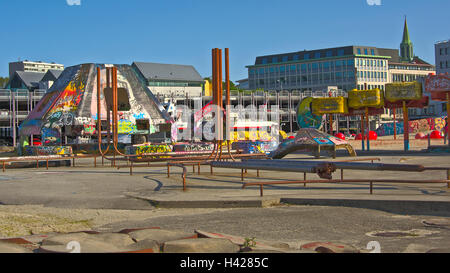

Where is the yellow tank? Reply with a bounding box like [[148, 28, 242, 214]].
[[312, 97, 348, 114], [348, 89, 384, 109], [385, 82, 422, 102]]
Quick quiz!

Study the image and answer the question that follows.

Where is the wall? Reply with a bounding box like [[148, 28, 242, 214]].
[[376, 116, 447, 136]]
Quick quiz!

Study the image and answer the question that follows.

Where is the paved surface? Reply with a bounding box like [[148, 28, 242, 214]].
[[0, 150, 449, 253]]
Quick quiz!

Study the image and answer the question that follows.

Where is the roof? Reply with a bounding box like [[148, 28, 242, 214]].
[[41, 69, 63, 82], [10, 71, 46, 89], [132, 62, 203, 82]]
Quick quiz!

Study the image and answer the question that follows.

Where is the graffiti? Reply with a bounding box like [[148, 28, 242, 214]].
[[376, 116, 447, 136], [296, 97, 323, 129], [313, 137, 334, 145], [75, 117, 92, 125], [126, 144, 173, 155], [43, 111, 75, 128], [83, 124, 96, 135], [172, 143, 215, 152], [41, 127, 60, 144], [133, 113, 145, 120], [118, 120, 137, 134], [24, 146, 72, 156], [232, 141, 277, 154]]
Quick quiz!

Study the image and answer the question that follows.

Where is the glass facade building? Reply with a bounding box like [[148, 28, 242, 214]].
[[247, 46, 392, 92]]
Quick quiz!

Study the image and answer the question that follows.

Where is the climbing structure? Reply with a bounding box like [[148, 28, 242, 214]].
[[19, 64, 172, 146]]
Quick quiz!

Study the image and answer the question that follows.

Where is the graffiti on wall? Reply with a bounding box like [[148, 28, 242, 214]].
[[376, 116, 447, 136], [24, 146, 72, 156], [126, 144, 173, 155]]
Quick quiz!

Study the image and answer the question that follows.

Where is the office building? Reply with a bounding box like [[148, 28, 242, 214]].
[[9, 60, 64, 78]]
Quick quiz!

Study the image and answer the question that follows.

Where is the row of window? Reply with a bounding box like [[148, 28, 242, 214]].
[[439, 61, 449, 69], [356, 58, 387, 68], [389, 64, 434, 71], [357, 84, 384, 90], [439, 47, 449, 55], [250, 59, 355, 76], [357, 71, 388, 82], [251, 72, 356, 87], [260, 49, 347, 64], [357, 48, 376, 56]]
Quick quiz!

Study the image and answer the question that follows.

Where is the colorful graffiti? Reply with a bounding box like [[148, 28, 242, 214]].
[[376, 116, 447, 136], [232, 141, 277, 154], [23, 146, 73, 156], [126, 144, 173, 155], [172, 143, 215, 152], [296, 97, 323, 129]]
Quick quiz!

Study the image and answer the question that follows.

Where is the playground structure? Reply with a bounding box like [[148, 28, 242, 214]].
[[1, 54, 449, 198]]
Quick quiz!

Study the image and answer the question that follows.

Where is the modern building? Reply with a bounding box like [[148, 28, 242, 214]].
[[6, 71, 46, 91], [236, 78, 249, 90], [246, 19, 434, 94], [435, 39, 450, 75], [9, 60, 64, 78], [132, 62, 204, 98], [39, 69, 63, 90]]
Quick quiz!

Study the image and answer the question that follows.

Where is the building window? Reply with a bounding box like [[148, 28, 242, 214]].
[[304, 53, 310, 60], [293, 55, 299, 61], [282, 56, 288, 62], [272, 57, 278, 63], [290, 65, 296, 72], [262, 58, 268, 64], [371, 49, 375, 55], [364, 49, 368, 55], [314, 52, 321, 59], [338, 49, 345, 56], [326, 51, 332, 57], [357, 48, 361, 55], [280, 66, 285, 73], [301, 64, 307, 72]]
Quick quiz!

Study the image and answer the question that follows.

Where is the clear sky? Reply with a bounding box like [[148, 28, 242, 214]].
[[0, 0, 449, 81]]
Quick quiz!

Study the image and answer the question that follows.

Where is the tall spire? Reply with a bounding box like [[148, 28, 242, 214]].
[[400, 16, 414, 62]]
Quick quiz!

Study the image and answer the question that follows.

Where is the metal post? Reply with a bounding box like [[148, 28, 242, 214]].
[[403, 101, 409, 151], [361, 115, 365, 151], [447, 93, 450, 147], [12, 91, 16, 148], [393, 108, 397, 140], [366, 107, 370, 151]]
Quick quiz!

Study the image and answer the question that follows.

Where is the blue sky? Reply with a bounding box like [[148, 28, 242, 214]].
[[0, 0, 449, 81]]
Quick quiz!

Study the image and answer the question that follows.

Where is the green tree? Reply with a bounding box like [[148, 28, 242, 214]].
[[0, 77, 9, 88]]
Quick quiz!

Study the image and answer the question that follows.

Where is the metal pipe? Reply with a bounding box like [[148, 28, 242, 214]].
[[209, 161, 336, 179], [242, 159, 428, 172], [403, 101, 409, 151]]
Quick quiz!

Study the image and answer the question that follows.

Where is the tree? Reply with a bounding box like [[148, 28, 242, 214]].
[[0, 77, 9, 88]]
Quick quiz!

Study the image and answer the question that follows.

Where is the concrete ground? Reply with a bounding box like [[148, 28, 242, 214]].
[[0, 145, 449, 253]]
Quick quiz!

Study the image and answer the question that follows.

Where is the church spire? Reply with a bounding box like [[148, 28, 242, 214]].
[[400, 17, 414, 62]]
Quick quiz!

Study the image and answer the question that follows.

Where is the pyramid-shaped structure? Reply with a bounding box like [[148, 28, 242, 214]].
[[19, 64, 172, 144]]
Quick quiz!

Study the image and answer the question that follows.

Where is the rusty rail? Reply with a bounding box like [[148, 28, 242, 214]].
[[242, 179, 450, 197]]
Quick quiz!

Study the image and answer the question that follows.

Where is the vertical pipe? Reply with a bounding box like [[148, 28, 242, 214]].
[[403, 101, 409, 151], [218, 48, 223, 142], [225, 48, 230, 142], [106, 67, 111, 146], [447, 93, 450, 147], [329, 114, 333, 135], [393, 108, 397, 140], [361, 115, 365, 151], [366, 107, 370, 151], [97, 67, 102, 150], [12, 91, 16, 148]]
